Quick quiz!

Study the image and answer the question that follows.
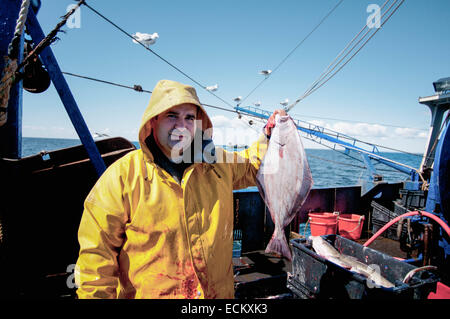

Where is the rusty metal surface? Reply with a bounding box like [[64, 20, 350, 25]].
[[356, 236, 419, 260]]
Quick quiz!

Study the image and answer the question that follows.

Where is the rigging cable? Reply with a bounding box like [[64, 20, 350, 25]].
[[1, 1, 421, 181], [1, 0, 85, 126], [286, 0, 406, 111], [65, 68, 423, 160], [238, 0, 345, 107], [78, 0, 415, 159], [62, 71, 243, 115], [82, 1, 235, 110], [63, 70, 422, 179], [295, 0, 392, 105], [62, 72, 152, 93], [64, 68, 423, 158], [18, 0, 86, 71]]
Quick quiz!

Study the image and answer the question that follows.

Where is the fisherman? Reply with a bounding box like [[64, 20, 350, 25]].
[[75, 79, 286, 299]]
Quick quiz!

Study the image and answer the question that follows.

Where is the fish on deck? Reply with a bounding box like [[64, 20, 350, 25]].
[[256, 115, 313, 260], [311, 236, 395, 288]]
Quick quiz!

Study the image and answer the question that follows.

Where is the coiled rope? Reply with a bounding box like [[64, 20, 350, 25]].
[[0, 0, 31, 127], [0, 0, 85, 127]]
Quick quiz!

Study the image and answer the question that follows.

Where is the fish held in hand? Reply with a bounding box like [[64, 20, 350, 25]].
[[256, 115, 313, 260]]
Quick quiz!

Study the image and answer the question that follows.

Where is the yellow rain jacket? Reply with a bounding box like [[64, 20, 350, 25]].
[[75, 80, 269, 299]]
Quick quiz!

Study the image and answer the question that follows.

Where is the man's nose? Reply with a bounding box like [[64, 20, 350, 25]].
[[174, 118, 189, 129], [173, 119, 183, 129]]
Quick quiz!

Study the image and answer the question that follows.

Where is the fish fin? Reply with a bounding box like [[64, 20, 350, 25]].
[[265, 231, 292, 261], [255, 176, 266, 202]]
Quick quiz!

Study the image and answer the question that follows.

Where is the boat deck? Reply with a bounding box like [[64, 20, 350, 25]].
[[233, 250, 293, 299]]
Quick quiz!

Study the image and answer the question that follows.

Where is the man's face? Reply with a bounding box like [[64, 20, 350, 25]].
[[151, 103, 199, 160]]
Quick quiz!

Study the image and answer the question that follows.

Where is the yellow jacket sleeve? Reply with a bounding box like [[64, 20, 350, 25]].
[[228, 133, 269, 190], [75, 163, 129, 299]]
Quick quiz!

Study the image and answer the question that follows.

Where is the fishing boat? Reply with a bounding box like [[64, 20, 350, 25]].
[[0, 0, 448, 299]]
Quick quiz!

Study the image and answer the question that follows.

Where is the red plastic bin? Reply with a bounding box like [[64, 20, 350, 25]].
[[338, 214, 365, 240], [308, 212, 338, 236]]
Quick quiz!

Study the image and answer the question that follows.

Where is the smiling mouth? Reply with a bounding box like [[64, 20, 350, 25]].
[[170, 134, 185, 140]]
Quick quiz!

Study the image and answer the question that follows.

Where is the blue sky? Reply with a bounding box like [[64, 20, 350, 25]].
[[22, 0, 450, 153]]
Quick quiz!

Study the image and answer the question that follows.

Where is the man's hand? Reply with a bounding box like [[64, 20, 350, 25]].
[[264, 109, 287, 137]]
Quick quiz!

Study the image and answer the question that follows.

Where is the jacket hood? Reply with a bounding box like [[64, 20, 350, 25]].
[[138, 80, 213, 161]]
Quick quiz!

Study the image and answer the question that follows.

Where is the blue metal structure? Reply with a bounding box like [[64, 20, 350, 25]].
[[235, 105, 421, 182], [237, 95, 450, 264], [0, 0, 25, 159], [426, 110, 450, 259], [0, 0, 106, 176], [418, 87, 450, 173]]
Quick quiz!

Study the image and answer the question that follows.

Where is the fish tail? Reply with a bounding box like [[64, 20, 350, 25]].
[[265, 229, 292, 261]]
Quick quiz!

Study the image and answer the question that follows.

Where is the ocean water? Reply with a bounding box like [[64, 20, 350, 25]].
[[21, 137, 422, 188]]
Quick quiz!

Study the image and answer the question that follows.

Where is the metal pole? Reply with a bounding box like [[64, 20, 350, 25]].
[[25, 9, 106, 176], [0, 0, 24, 159]]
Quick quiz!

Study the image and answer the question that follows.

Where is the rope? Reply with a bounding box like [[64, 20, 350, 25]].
[[297, 0, 405, 103], [59, 68, 251, 119], [0, 58, 18, 126], [8, 0, 31, 60], [62, 71, 153, 93], [1, 0, 85, 127], [61, 71, 244, 116], [341, 215, 364, 234], [296, 0, 393, 106], [303, 218, 310, 238], [286, 0, 405, 111], [17, 0, 86, 72], [0, 0, 31, 127], [82, 1, 235, 110]]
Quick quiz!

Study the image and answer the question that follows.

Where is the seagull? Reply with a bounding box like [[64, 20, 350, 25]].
[[253, 101, 261, 107], [132, 32, 159, 47], [206, 84, 219, 92], [92, 132, 110, 139], [280, 98, 289, 107], [259, 70, 272, 77], [233, 96, 242, 102]]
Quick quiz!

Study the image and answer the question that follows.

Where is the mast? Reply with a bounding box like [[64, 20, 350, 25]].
[[0, 0, 32, 158], [0, 0, 106, 176]]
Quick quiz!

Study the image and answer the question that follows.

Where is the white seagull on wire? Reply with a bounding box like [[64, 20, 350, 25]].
[[132, 32, 159, 47], [233, 96, 242, 102], [206, 84, 219, 92], [259, 70, 272, 77], [280, 98, 289, 107]]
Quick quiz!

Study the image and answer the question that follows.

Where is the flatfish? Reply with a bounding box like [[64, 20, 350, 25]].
[[311, 236, 394, 288], [256, 115, 313, 260]]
